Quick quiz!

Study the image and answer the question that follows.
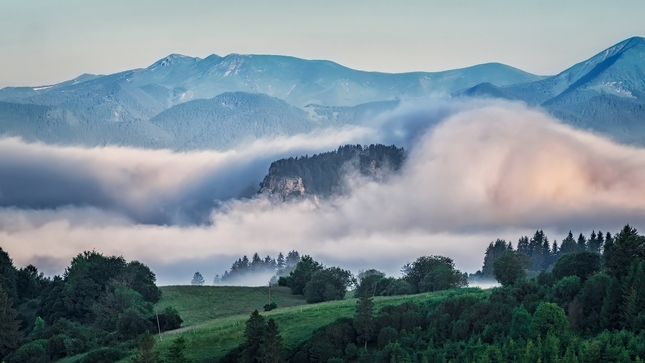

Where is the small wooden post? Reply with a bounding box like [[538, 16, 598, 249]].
[[155, 309, 163, 341]]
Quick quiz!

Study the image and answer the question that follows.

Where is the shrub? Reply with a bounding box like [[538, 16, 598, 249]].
[[263, 302, 278, 312]]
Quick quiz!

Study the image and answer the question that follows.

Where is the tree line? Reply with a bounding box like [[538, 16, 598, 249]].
[[191, 251, 302, 287]]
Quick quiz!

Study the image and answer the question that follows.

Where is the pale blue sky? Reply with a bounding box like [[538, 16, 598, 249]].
[[0, 0, 643, 88]]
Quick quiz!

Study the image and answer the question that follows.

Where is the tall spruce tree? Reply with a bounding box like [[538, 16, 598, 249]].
[[355, 294, 375, 350], [261, 319, 283, 363], [0, 286, 21, 360], [276, 253, 286, 272], [623, 261, 645, 331], [560, 231, 577, 254], [577, 234, 587, 251], [482, 239, 512, 276], [240, 310, 266, 363]]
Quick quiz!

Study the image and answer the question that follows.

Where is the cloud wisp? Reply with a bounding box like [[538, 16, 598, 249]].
[[2, 100, 645, 284]]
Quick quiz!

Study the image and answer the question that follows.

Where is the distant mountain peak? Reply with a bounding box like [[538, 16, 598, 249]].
[[148, 54, 201, 69]]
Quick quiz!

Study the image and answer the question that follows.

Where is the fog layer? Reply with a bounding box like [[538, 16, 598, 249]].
[[2, 101, 645, 284]]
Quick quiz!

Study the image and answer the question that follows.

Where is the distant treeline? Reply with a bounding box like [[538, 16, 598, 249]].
[[199, 251, 302, 286], [473, 229, 610, 280]]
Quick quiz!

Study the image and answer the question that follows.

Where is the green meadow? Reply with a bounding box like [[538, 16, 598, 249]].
[[152, 286, 487, 362]]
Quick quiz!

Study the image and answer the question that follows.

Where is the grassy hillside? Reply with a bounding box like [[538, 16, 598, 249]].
[[153, 287, 487, 362], [156, 285, 307, 327]]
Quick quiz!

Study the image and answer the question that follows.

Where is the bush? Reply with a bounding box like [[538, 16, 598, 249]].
[[152, 306, 183, 331], [264, 302, 278, 311], [277, 276, 290, 287]]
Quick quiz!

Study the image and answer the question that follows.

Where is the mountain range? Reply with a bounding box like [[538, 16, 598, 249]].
[[0, 36, 643, 149], [458, 36, 645, 144]]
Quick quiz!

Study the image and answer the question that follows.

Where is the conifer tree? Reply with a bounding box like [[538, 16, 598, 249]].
[[577, 234, 587, 251], [517, 236, 530, 256], [261, 319, 283, 363], [0, 286, 21, 360], [165, 336, 189, 363], [482, 239, 512, 276], [276, 253, 286, 272], [130, 331, 160, 363], [355, 294, 375, 350], [240, 310, 266, 363], [623, 261, 645, 331], [560, 232, 577, 254], [601, 278, 623, 330], [596, 231, 605, 253], [191, 272, 205, 286]]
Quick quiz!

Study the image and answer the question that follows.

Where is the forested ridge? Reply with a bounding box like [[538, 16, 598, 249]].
[[258, 144, 406, 198]]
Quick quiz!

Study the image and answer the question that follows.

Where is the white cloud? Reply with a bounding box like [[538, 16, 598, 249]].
[[2, 101, 645, 285]]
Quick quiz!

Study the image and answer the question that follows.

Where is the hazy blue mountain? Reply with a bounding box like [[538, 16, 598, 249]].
[[0, 92, 394, 150], [0, 100, 173, 148], [2, 38, 644, 149], [454, 82, 518, 100], [150, 92, 319, 150], [0, 54, 543, 112], [0, 53, 544, 149], [461, 37, 645, 144]]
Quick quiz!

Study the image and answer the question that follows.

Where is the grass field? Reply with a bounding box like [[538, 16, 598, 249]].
[[156, 285, 307, 327], [152, 287, 488, 362]]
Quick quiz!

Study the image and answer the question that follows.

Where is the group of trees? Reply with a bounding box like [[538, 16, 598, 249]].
[[280, 255, 355, 303], [353, 256, 468, 298], [208, 251, 302, 286], [279, 254, 468, 305], [223, 224, 645, 363], [0, 248, 182, 363], [475, 229, 610, 280]]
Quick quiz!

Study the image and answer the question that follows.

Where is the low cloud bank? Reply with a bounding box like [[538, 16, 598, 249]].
[[2, 100, 645, 284], [0, 126, 373, 225]]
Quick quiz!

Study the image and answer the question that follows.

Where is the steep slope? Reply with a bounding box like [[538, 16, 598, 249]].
[[461, 37, 645, 144], [505, 36, 645, 105]]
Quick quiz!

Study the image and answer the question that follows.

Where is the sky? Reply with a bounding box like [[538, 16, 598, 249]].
[[1, 0, 644, 88]]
